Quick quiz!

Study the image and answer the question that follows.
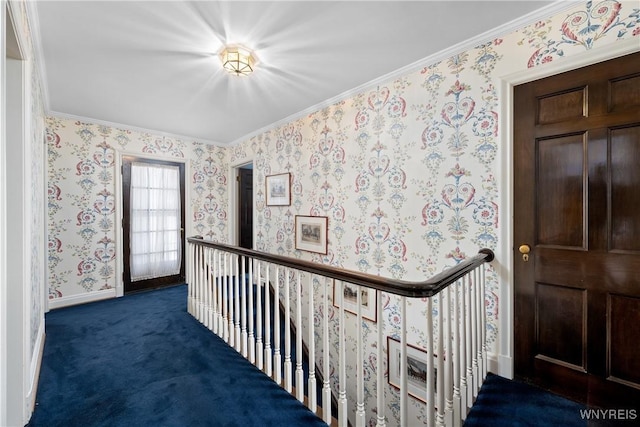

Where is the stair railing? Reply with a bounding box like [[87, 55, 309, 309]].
[[187, 236, 494, 427]]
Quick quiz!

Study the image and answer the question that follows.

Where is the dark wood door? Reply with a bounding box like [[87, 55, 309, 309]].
[[514, 52, 640, 408], [239, 167, 253, 249], [122, 156, 186, 293]]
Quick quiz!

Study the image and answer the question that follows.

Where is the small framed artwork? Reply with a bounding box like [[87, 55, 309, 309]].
[[333, 281, 377, 322], [387, 336, 437, 404], [265, 173, 291, 206], [295, 215, 328, 254]]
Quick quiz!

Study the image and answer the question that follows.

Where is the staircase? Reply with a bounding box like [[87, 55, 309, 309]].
[[188, 237, 494, 426]]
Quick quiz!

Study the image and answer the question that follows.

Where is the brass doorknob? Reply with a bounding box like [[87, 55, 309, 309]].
[[519, 244, 530, 261]]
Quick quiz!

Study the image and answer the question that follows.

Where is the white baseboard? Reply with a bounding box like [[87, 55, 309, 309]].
[[48, 288, 117, 310], [26, 321, 45, 419], [487, 352, 513, 379]]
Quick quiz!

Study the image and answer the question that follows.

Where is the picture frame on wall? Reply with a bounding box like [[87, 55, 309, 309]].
[[387, 336, 437, 404], [294, 215, 328, 254], [265, 173, 291, 206], [332, 281, 377, 322]]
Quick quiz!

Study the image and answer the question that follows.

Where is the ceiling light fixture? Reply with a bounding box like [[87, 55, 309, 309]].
[[220, 45, 256, 77]]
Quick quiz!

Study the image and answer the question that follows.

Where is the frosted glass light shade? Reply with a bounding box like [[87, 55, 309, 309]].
[[220, 45, 256, 77]]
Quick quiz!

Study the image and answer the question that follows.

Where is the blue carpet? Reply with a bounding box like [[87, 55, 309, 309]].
[[464, 373, 588, 427], [28, 284, 326, 427]]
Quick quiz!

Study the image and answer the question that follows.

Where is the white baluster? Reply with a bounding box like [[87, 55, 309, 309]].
[[198, 245, 205, 323], [437, 293, 445, 427], [400, 296, 408, 427], [465, 274, 473, 407], [376, 289, 386, 427], [444, 287, 453, 427], [453, 282, 461, 427], [274, 266, 282, 385], [322, 278, 332, 425], [223, 253, 230, 344], [256, 261, 264, 370], [217, 250, 224, 336], [264, 263, 272, 377], [200, 245, 206, 323], [191, 245, 199, 319], [190, 244, 197, 317], [459, 276, 468, 415], [248, 258, 255, 364], [356, 285, 366, 427], [475, 267, 482, 394], [470, 269, 478, 396], [209, 249, 216, 334], [186, 242, 192, 314], [241, 256, 248, 357], [190, 244, 196, 317], [480, 265, 487, 381], [234, 255, 241, 352], [338, 281, 347, 427], [211, 249, 219, 335], [426, 296, 435, 427], [295, 272, 304, 402], [284, 269, 292, 392], [196, 245, 203, 322], [203, 248, 211, 330], [308, 275, 317, 413]]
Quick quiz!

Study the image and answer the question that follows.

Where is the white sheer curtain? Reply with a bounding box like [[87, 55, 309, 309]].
[[130, 162, 181, 281]]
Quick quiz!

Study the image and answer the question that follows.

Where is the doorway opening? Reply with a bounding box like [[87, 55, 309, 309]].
[[513, 52, 640, 408], [121, 156, 186, 294], [236, 162, 254, 250]]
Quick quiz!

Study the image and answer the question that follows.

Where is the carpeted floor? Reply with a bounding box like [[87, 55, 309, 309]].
[[29, 283, 627, 427], [465, 373, 587, 427], [28, 284, 326, 427]]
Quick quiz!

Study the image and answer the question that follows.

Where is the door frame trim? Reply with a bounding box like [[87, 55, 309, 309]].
[[229, 158, 255, 247], [497, 37, 639, 379], [115, 151, 189, 297]]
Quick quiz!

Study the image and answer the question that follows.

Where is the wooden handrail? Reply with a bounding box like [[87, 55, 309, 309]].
[[188, 236, 494, 298]]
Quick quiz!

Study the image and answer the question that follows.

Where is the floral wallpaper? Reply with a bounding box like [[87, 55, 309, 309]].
[[226, 1, 639, 424], [42, 0, 639, 425], [46, 119, 228, 299]]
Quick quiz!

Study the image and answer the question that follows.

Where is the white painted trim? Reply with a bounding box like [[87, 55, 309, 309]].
[[115, 153, 124, 297], [26, 320, 45, 413], [497, 76, 515, 380], [496, 354, 514, 380], [501, 37, 640, 86], [229, 158, 255, 247], [49, 110, 225, 147], [48, 288, 117, 310], [5, 24, 28, 427], [486, 352, 500, 376], [114, 150, 189, 297], [21, 28, 35, 425], [24, 0, 49, 110], [497, 37, 640, 379], [228, 0, 577, 147], [32, 1, 578, 149], [0, 4, 6, 424]]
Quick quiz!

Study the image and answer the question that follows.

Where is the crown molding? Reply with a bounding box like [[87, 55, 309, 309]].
[[228, 0, 579, 147], [48, 111, 226, 147], [32, 0, 582, 148]]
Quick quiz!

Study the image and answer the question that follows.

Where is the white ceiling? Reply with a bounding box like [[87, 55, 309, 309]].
[[33, 1, 555, 145]]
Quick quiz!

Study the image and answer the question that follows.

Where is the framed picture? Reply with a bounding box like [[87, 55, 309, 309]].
[[332, 281, 377, 322], [295, 215, 328, 254], [265, 173, 291, 206], [387, 336, 437, 404]]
